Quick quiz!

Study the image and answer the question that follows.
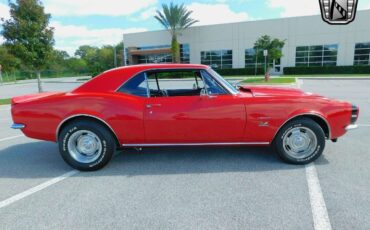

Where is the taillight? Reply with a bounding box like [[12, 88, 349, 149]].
[[351, 105, 359, 124]]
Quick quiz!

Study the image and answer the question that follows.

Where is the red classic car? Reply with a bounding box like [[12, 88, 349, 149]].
[[11, 64, 359, 171]]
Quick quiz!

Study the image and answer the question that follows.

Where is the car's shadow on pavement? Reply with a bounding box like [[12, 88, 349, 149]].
[[0, 141, 329, 179]]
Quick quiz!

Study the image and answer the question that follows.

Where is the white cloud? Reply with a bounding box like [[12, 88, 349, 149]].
[[0, 3, 10, 20], [44, 0, 157, 16], [50, 21, 147, 54], [138, 7, 157, 20], [188, 3, 251, 26], [267, 0, 319, 17]]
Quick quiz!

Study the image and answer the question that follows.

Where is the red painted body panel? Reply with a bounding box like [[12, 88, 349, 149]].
[[144, 95, 247, 143], [11, 64, 356, 146]]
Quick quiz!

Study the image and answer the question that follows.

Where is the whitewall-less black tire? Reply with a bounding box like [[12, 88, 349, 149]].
[[58, 120, 116, 171], [274, 118, 325, 164]]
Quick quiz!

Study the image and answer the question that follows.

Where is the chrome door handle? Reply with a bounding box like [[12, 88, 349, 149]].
[[146, 104, 162, 108]]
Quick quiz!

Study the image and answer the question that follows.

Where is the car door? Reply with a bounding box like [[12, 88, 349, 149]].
[[144, 69, 246, 144]]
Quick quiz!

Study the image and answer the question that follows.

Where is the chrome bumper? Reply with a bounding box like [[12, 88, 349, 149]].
[[345, 124, 358, 131], [11, 123, 25, 130]]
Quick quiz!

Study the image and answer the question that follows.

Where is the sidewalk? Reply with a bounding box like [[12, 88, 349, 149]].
[[0, 76, 91, 85]]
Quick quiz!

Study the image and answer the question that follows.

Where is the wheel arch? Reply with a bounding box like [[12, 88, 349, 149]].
[[273, 113, 331, 142], [56, 114, 120, 147]]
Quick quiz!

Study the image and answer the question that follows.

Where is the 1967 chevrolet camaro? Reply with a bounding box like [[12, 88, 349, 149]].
[[11, 64, 359, 171]]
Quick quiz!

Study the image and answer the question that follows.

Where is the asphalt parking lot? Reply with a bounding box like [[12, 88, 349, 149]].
[[0, 79, 369, 230]]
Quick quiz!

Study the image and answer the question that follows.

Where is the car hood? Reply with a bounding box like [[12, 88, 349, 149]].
[[239, 85, 316, 97]]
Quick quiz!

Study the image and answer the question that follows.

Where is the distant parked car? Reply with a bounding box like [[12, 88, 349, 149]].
[[11, 64, 359, 171]]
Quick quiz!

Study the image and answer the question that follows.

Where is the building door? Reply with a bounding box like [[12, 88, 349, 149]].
[[270, 58, 282, 75]]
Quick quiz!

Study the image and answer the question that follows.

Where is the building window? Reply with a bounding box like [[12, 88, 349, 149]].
[[180, 44, 190, 64], [354, 43, 370, 66], [137, 53, 172, 64], [136, 45, 172, 64], [245, 48, 274, 69], [126, 44, 190, 65], [295, 44, 338, 67], [245, 48, 260, 68], [201, 50, 232, 69]]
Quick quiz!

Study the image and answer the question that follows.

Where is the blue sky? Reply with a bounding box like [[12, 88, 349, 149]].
[[1, 0, 370, 55]]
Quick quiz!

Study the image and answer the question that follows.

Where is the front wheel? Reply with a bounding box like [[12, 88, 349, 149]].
[[274, 118, 325, 164], [58, 120, 116, 171]]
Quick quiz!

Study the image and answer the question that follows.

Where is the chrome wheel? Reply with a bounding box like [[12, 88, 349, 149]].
[[67, 130, 102, 164], [282, 127, 318, 159]]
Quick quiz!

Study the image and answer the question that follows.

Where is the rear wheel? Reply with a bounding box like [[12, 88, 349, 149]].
[[58, 120, 116, 171], [274, 118, 325, 164]]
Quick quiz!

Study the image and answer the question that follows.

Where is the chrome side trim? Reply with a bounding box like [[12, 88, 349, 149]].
[[273, 113, 332, 140], [11, 123, 25, 130], [122, 142, 270, 147], [345, 124, 358, 131], [55, 114, 119, 143]]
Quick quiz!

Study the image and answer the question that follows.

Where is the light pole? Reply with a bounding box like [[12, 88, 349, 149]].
[[113, 46, 117, 68], [0, 64, 3, 85], [122, 33, 126, 66], [254, 49, 258, 76], [263, 49, 268, 74], [263, 49, 270, 82]]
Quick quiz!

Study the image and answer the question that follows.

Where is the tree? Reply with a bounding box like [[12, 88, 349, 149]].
[[46, 50, 70, 73], [75, 44, 124, 76], [155, 3, 198, 63], [254, 35, 285, 74], [0, 45, 21, 73], [1, 0, 54, 92], [65, 58, 88, 73], [75, 45, 98, 60]]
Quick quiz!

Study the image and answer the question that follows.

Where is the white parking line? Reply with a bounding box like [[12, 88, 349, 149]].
[[0, 135, 25, 142], [306, 163, 332, 230], [0, 170, 79, 209]]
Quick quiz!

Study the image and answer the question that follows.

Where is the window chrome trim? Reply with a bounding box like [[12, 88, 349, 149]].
[[200, 70, 229, 96], [144, 72, 150, 98], [55, 114, 119, 143], [114, 67, 207, 93], [122, 142, 269, 147], [206, 68, 239, 95], [115, 67, 235, 97]]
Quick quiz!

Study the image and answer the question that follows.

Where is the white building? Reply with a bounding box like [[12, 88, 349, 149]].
[[124, 10, 370, 74]]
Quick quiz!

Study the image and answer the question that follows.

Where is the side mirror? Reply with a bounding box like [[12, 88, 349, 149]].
[[200, 89, 217, 99]]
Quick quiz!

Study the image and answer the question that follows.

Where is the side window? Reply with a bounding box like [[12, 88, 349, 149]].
[[118, 73, 148, 97], [201, 70, 227, 95], [147, 70, 205, 97]]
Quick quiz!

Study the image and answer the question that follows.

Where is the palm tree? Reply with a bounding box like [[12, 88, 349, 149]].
[[155, 3, 198, 63]]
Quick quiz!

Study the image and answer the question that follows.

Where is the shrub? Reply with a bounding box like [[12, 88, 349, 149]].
[[283, 66, 370, 75], [216, 68, 265, 76]]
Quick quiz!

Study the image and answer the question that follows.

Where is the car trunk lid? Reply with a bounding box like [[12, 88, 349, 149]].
[[12, 92, 65, 105]]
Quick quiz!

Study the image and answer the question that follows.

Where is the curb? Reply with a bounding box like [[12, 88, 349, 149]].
[[297, 77, 370, 80]]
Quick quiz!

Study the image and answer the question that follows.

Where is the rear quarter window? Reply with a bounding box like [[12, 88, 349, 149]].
[[117, 73, 148, 97]]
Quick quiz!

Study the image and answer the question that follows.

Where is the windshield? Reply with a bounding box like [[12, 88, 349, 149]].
[[207, 68, 239, 95]]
